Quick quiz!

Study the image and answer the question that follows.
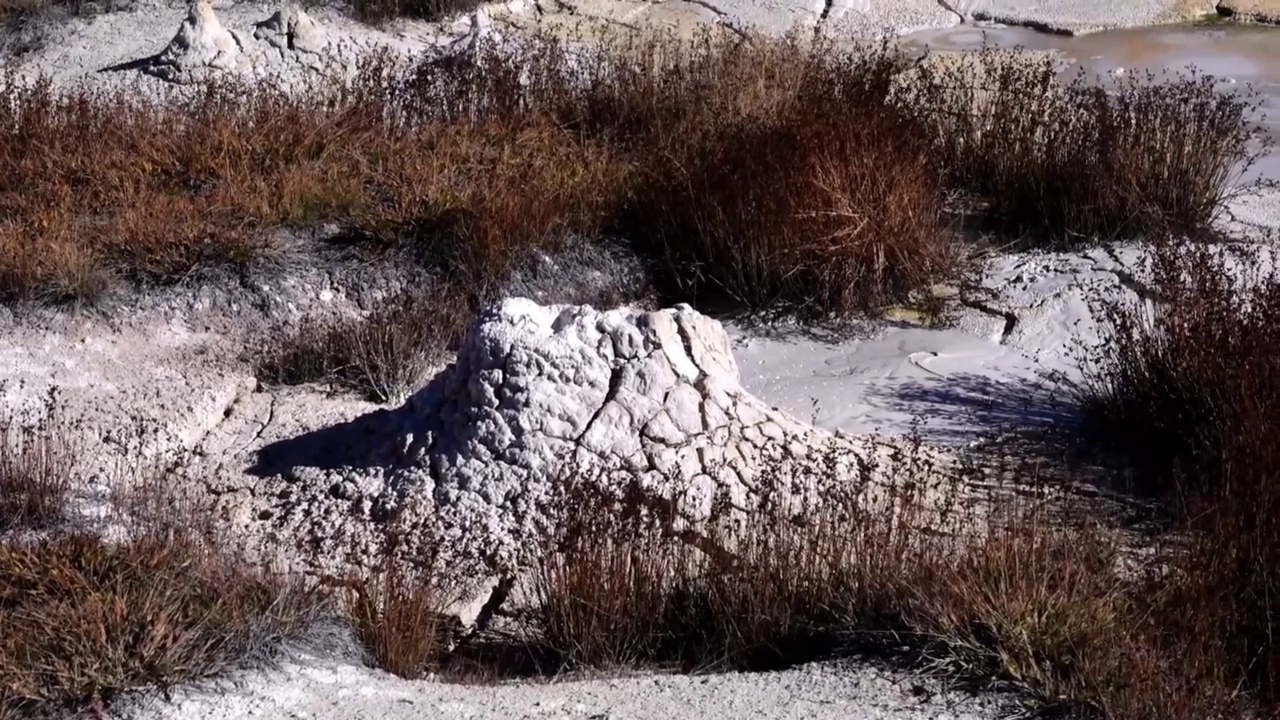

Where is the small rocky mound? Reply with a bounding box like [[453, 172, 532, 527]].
[[250, 5, 338, 71], [260, 300, 961, 578], [147, 0, 242, 83], [140, 2, 497, 86]]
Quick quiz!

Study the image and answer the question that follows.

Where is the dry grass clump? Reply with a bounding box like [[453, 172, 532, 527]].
[[408, 32, 958, 315], [352, 32, 960, 317], [0, 65, 624, 303], [610, 37, 956, 316], [348, 119, 628, 289], [0, 532, 329, 718], [1075, 239, 1280, 711], [910, 47, 1264, 243], [258, 285, 472, 404], [0, 34, 958, 318], [0, 0, 117, 18], [339, 525, 468, 680], [343, 559, 458, 680], [0, 417, 335, 718], [1075, 242, 1280, 502], [906, 522, 1234, 720], [0, 409, 72, 533], [529, 451, 1270, 719], [532, 475, 917, 671], [0, 76, 306, 300]]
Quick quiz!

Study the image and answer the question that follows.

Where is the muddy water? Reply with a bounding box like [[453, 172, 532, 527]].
[[899, 23, 1280, 184]]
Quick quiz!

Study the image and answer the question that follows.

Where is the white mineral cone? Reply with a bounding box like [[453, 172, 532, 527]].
[[148, 0, 241, 83]]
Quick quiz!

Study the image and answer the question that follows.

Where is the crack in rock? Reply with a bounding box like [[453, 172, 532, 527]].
[[667, 0, 749, 37], [574, 364, 625, 447], [669, 0, 728, 17], [234, 392, 278, 461]]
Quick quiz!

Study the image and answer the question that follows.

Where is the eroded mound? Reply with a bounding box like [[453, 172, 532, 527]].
[[261, 300, 959, 578], [148, 0, 242, 83], [142, 1, 494, 85]]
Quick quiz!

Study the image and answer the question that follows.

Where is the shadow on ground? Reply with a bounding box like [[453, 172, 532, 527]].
[[884, 370, 1171, 530], [248, 405, 401, 476], [882, 371, 1081, 447]]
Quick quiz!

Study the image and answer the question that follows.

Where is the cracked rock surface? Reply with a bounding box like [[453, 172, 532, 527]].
[[259, 299, 957, 577]]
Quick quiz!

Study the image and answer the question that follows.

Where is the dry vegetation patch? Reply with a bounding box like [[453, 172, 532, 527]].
[[907, 47, 1267, 243], [340, 531, 465, 680], [0, 533, 329, 718], [609, 39, 956, 315], [348, 0, 486, 23], [532, 475, 927, 672], [258, 284, 471, 403], [6, 33, 1258, 314], [0, 433, 336, 718], [525, 461, 1270, 719], [1075, 240, 1280, 711]]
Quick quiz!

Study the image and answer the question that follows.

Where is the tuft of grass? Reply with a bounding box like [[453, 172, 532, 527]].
[[349, 119, 630, 291], [908, 47, 1266, 244], [532, 461, 945, 673], [0, 533, 329, 717], [0, 62, 629, 304], [0, 470, 333, 718], [613, 37, 957, 316], [258, 285, 472, 404], [529, 445, 1273, 719], [0, 403, 338, 718], [0, 405, 73, 534], [1074, 241, 1280, 504], [340, 530, 464, 680], [905, 521, 1222, 720]]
